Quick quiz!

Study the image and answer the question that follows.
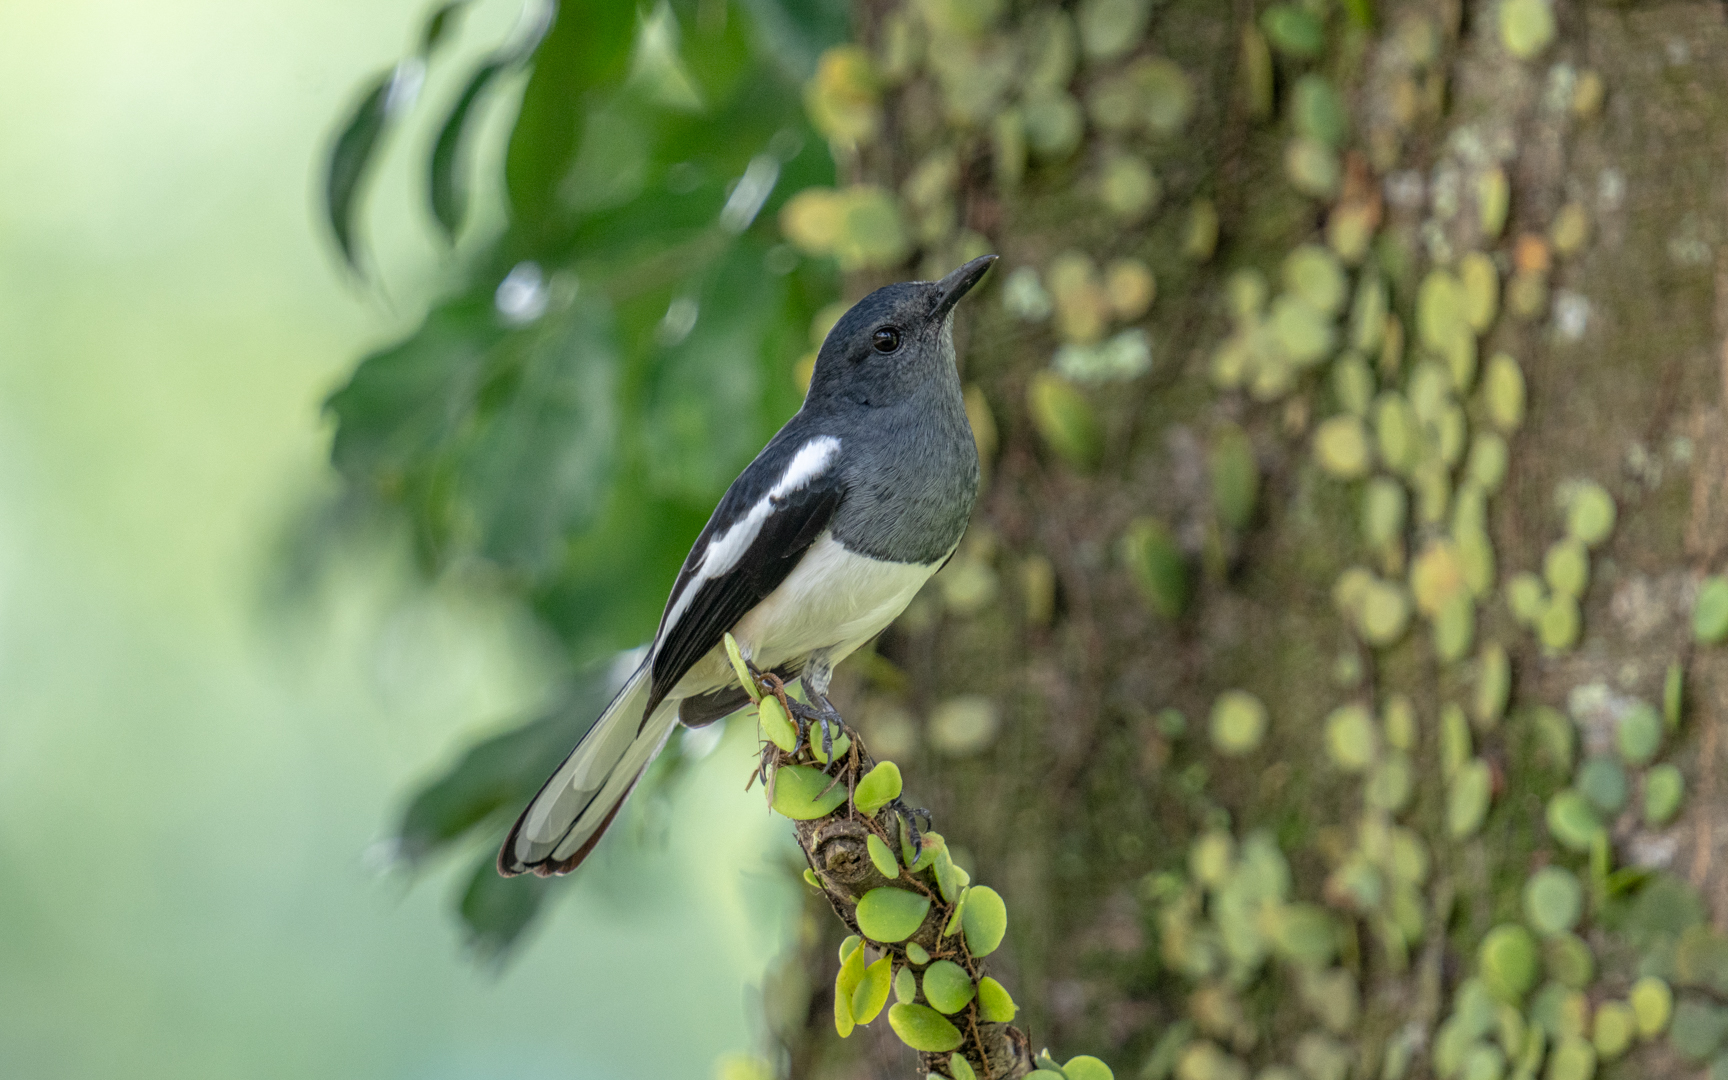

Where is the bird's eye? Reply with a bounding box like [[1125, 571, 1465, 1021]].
[[872, 327, 901, 353]]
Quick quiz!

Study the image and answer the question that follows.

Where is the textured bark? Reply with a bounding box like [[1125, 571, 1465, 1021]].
[[762, 2, 1728, 1078]]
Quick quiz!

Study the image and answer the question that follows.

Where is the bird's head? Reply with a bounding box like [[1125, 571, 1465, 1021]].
[[805, 255, 996, 409]]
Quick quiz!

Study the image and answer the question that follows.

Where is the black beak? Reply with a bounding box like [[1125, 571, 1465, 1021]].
[[933, 254, 998, 319]]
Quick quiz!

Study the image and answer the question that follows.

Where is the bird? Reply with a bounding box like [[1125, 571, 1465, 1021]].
[[498, 254, 996, 877]]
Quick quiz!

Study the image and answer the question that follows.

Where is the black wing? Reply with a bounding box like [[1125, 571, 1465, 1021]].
[[645, 458, 843, 717]]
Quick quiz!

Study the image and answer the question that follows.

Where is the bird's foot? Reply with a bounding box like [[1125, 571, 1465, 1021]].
[[812, 694, 845, 764], [888, 797, 933, 857], [786, 694, 847, 768]]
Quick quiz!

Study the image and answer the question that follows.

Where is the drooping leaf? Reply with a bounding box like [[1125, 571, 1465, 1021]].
[[504, 0, 638, 226], [458, 296, 622, 572], [851, 955, 892, 1024], [325, 296, 499, 496], [456, 850, 558, 960], [396, 677, 607, 861], [325, 64, 418, 269], [429, 5, 554, 239], [419, 0, 469, 54], [429, 60, 507, 240], [736, 0, 850, 80]]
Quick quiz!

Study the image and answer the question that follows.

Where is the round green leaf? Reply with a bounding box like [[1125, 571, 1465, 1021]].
[[1325, 704, 1377, 771], [905, 941, 930, 965], [1646, 764, 1685, 827], [977, 975, 1017, 1022], [1270, 902, 1336, 966], [839, 934, 862, 964], [1459, 1044, 1504, 1080], [1546, 1036, 1595, 1080], [1448, 758, 1493, 839], [962, 885, 1008, 957], [1122, 516, 1191, 619], [1547, 790, 1604, 852], [1540, 594, 1582, 653], [920, 960, 975, 1014], [867, 834, 900, 878], [1261, 3, 1324, 57], [1670, 999, 1728, 1061], [771, 764, 848, 820], [1698, 577, 1728, 643], [1566, 482, 1616, 548], [1506, 571, 1548, 626], [1523, 866, 1583, 937], [1284, 244, 1346, 315], [854, 761, 903, 817], [887, 1003, 962, 1052], [1028, 372, 1102, 471], [1365, 754, 1413, 813], [1499, 0, 1556, 59], [947, 1054, 979, 1080], [1545, 932, 1594, 989], [1544, 539, 1590, 599], [1594, 1000, 1636, 1060], [855, 888, 931, 943], [1210, 689, 1268, 755], [1210, 422, 1258, 530], [1578, 756, 1628, 814], [908, 833, 943, 873], [1617, 703, 1663, 765], [893, 964, 917, 1005], [1290, 77, 1347, 151], [1631, 976, 1673, 1036], [1474, 642, 1511, 728], [1480, 923, 1540, 1003], [1061, 1056, 1115, 1080]]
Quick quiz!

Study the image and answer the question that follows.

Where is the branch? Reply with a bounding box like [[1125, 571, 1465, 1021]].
[[723, 637, 1113, 1080]]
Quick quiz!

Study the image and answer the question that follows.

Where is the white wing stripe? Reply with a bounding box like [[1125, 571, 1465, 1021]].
[[656, 436, 840, 647]]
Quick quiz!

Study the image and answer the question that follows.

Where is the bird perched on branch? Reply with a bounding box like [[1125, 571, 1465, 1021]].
[[499, 255, 995, 877]]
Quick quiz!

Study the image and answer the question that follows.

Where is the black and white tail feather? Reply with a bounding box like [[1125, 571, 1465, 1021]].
[[495, 660, 674, 876]]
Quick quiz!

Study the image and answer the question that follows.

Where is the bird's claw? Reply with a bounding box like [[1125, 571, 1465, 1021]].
[[786, 694, 846, 769], [888, 797, 933, 856]]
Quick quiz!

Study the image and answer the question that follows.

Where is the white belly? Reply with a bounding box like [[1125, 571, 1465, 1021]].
[[674, 531, 941, 696]]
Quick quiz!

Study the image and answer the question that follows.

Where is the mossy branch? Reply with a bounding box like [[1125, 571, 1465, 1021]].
[[724, 636, 1109, 1080]]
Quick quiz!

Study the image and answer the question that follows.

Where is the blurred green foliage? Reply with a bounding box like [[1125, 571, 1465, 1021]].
[[324, 0, 848, 953]]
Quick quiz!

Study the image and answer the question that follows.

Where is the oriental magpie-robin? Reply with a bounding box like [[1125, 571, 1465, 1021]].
[[499, 255, 996, 877]]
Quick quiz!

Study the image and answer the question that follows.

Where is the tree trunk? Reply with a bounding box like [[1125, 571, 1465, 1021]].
[[769, 2, 1728, 1077]]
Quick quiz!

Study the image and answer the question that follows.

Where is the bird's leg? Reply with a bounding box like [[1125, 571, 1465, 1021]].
[[889, 797, 933, 858], [801, 652, 843, 764]]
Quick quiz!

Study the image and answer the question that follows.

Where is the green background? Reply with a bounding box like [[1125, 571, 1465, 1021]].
[[0, 1, 797, 1076]]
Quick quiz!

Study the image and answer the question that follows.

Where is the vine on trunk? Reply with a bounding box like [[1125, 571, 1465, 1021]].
[[725, 634, 1112, 1080]]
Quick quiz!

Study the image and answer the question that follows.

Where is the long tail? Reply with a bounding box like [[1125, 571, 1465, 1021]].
[[497, 661, 679, 877]]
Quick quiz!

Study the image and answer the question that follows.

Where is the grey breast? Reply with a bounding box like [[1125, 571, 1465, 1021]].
[[829, 395, 980, 566]]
